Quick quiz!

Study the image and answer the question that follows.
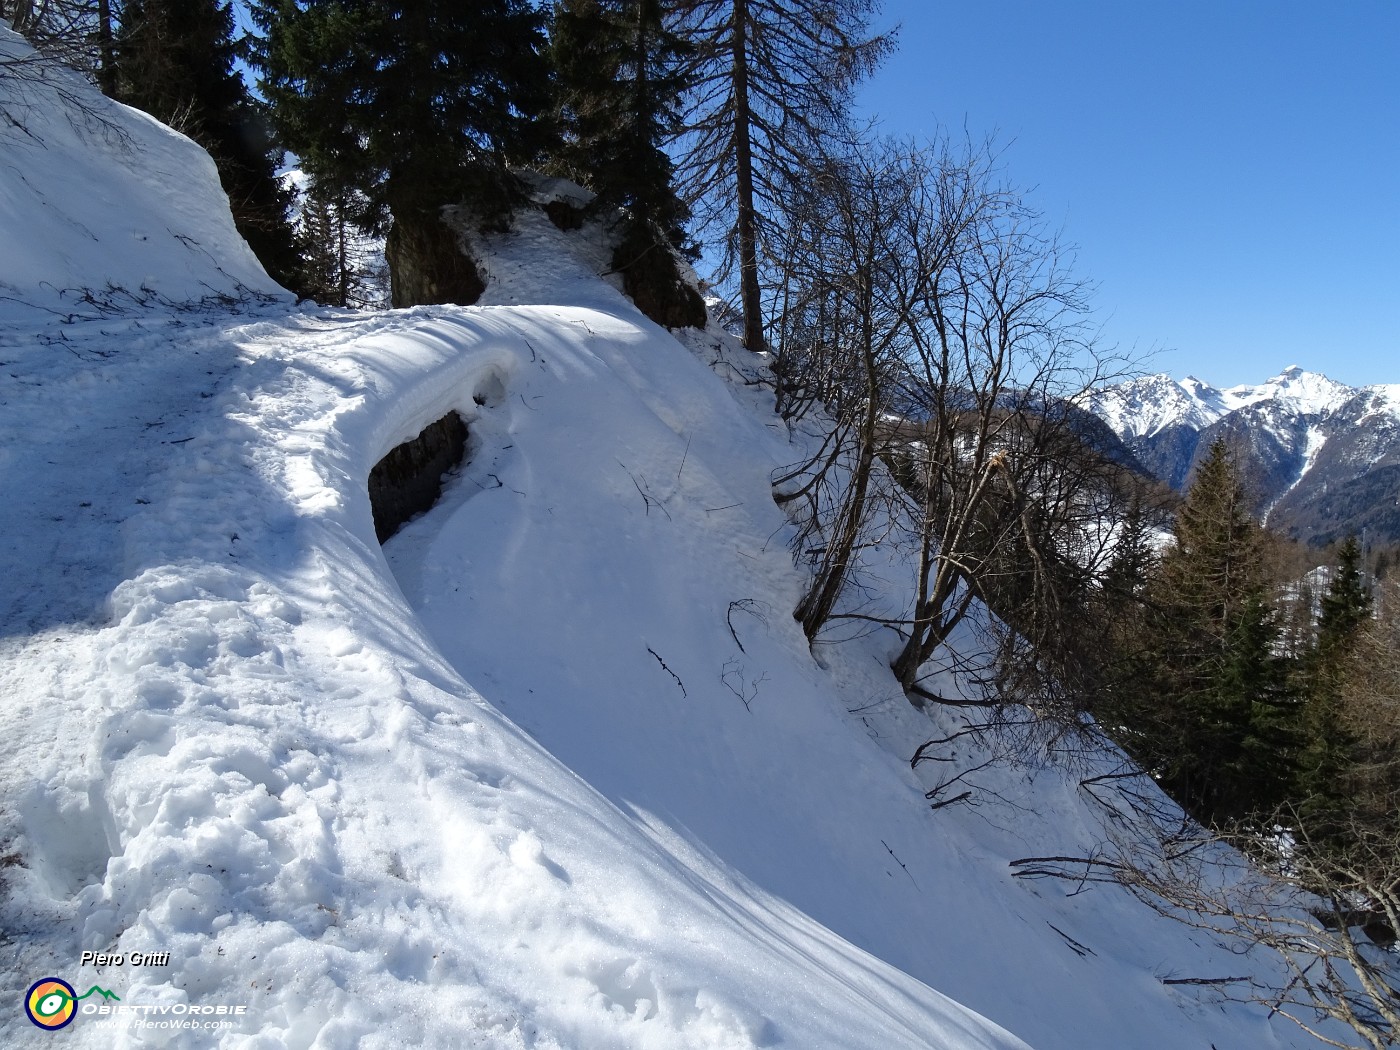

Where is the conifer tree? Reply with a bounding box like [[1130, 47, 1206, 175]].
[[1296, 535, 1372, 837], [553, 0, 688, 235], [552, 0, 703, 326], [253, 0, 551, 307], [1317, 534, 1371, 653], [116, 0, 302, 295], [291, 180, 388, 309], [1133, 439, 1298, 825]]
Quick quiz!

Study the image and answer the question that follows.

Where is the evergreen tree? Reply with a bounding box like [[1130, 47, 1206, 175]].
[[291, 179, 388, 309], [1317, 535, 1371, 654], [1102, 490, 1158, 605], [1296, 535, 1372, 837], [116, 0, 302, 295], [553, 0, 689, 237], [294, 184, 350, 307], [1132, 439, 1299, 825], [253, 0, 551, 307], [551, 0, 703, 326]]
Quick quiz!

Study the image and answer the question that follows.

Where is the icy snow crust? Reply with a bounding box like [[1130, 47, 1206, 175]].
[[2, 38, 1320, 1049]]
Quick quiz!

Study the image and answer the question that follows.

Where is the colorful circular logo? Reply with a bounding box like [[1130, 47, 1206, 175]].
[[25, 978, 77, 1030]]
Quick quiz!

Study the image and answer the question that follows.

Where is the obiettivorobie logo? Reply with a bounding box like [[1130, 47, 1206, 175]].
[[22, 974, 249, 1032], [24, 978, 120, 1030]]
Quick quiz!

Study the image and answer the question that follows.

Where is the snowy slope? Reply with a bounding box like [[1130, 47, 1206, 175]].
[[0, 306, 1032, 1048], [0, 27, 288, 319], [1, 33, 1333, 1050], [1090, 366, 1355, 442], [1089, 372, 1229, 439]]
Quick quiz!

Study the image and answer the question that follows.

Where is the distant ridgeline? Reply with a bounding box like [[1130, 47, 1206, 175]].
[[1090, 368, 1400, 547]]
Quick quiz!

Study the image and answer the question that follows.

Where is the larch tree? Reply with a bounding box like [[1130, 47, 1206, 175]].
[[666, 0, 893, 350]]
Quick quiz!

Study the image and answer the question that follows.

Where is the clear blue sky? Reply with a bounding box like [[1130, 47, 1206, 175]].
[[854, 0, 1399, 388]]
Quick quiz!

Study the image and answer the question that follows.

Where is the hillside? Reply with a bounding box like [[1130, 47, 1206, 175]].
[[0, 29, 1334, 1049]]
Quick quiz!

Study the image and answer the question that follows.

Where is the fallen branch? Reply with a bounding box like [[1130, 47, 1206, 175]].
[[647, 647, 686, 697]]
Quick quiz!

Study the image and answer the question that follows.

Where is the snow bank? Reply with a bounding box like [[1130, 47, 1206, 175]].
[[0, 297, 1036, 1049], [0, 26, 288, 319]]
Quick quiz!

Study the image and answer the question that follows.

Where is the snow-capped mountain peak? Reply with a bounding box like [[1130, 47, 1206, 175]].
[[1090, 364, 1400, 545], [1218, 365, 1354, 418], [1094, 366, 1359, 443], [1088, 372, 1227, 440]]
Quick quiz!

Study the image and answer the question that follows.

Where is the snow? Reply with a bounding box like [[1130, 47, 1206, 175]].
[[1357, 383, 1400, 427], [0, 30, 288, 320], [1088, 373, 1228, 439], [1218, 365, 1355, 418], [1, 29, 1335, 1049], [1094, 364, 1385, 449]]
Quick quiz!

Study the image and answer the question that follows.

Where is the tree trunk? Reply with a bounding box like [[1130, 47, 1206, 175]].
[[96, 0, 116, 96], [795, 298, 880, 638], [730, 0, 764, 352]]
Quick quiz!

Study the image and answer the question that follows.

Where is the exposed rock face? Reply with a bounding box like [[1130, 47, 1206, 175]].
[[368, 412, 469, 542], [611, 225, 706, 331], [1268, 390, 1400, 547], [543, 199, 585, 231], [1129, 423, 1202, 490], [385, 210, 485, 308]]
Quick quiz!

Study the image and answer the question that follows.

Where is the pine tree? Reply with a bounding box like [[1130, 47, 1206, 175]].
[[116, 0, 302, 295], [253, 0, 552, 307]]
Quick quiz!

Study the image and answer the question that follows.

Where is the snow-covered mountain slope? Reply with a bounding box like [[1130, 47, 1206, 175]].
[[1091, 366, 1400, 544], [1090, 366, 1357, 442], [1089, 372, 1231, 440], [1, 32, 1332, 1049]]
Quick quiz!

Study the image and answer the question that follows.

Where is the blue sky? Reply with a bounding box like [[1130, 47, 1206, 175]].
[[854, 0, 1398, 388]]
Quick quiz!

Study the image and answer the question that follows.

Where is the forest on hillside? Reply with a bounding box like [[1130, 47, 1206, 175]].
[[4, 3, 1397, 1045]]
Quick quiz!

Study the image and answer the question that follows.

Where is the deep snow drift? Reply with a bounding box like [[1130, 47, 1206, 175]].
[[1, 28, 1329, 1049]]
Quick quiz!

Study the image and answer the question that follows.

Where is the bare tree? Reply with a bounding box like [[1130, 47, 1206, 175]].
[[2, 4, 123, 142], [884, 165, 1114, 707], [1014, 770, 1399, 1050], [1, 0, 111, 82], [771, 131, 1133, 720], [772, 139, 926, 639]]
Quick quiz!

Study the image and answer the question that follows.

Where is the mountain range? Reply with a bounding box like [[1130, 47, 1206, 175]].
[[1089, 367, 1400, 547]]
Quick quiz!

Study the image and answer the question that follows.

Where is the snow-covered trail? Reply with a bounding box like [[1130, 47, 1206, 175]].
[[383, 218, 1315, 1050], [0, 294, 1031, 1049], [2, 34, 1325, 1047]]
